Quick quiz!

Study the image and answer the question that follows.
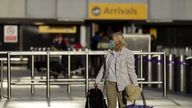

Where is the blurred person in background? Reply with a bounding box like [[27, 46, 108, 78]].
[[151, 34, 157, 52], [51, 34, 67, 51], [91, 31, 104, 50], [50, 34, 68, 78], [90, 31, 105, 77]]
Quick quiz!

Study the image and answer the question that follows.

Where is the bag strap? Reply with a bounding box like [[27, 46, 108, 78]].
[[99, 56, 106, 94], [86, 90, 90, 108], [102, 56, 106, 79], [141, 92, 147, 106], [133, 91, 147, 106]]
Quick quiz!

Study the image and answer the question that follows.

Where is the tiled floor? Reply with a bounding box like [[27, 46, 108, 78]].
[[0, 85, 192, 108], [0, 70, 192, 108]]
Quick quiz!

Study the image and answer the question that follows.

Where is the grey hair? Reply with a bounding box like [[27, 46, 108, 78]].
[[112, 32, 128, 48]]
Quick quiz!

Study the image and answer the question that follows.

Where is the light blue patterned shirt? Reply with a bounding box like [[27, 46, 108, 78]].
[[106, 51, 120, 82]]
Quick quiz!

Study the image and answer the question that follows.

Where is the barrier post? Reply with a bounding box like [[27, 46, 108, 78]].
[[147, 54, 152, 87], [0, 61, 3, 99], [163, 52, 167, 98], [168, 54, 174, 91], [7, 52, 11, 99], [85, 49, 89, 96], [67, 51, 71, 94], [179, 55, 186, 93], [157, 55, 163, 88], [140, 54, 143, 89], [46, 51, 50, 99], [31, 54, 35, 95]]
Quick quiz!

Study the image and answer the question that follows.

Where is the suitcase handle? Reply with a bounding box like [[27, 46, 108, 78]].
[[133, 91, 147, 106]]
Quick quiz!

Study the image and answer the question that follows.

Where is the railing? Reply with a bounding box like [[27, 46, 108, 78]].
[[134, 52, 167, 97], [0, 50, 167, 99], [0, 52, 8, 99]]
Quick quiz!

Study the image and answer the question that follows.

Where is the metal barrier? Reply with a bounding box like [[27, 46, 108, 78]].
[[134, 52, 167, 97], [1, 50, 167, 99], [7, 51, 48, 98], [156, 55, 163, 88], [179, 55, 187, 93], [0, 58, 3, 99], [175, 55, 187, 93], [147, 54, 152, 87], [0, 52, 8, 99], [0, 57, 28, 99], [186, 56, 192, 93], [167, 54, 175, 91]]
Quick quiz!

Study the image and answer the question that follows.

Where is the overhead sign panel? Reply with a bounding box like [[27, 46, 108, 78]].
[[39, 26, 77, 33], [88, 3, 147, 20]]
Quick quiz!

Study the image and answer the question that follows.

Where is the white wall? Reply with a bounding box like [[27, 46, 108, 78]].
[[149, 0, 192, 20], [26, 0, 56, 18], [57, 0, 87, 20], [1, 0, 192, 20], [0, 0, 25, 18]]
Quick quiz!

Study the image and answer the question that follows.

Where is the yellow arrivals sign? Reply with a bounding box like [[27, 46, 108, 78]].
[[88, 3, 147, 20], [39, 26, 77, 33]]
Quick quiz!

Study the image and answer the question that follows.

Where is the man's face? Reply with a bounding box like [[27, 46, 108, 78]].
[[100, 32, 104, 36], [57, 36, 63, 43]]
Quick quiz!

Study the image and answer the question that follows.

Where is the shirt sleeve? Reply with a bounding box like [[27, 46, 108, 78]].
[[95, 64, 104, 84], [126, 51, 138, 85], [95, 51, 109, 84]]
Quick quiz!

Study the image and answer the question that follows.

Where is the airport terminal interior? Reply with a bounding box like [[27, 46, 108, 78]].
[[1, 0, 192, 108]]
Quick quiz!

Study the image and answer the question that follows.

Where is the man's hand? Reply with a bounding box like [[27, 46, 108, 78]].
[[94, 82, 98, 88]]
